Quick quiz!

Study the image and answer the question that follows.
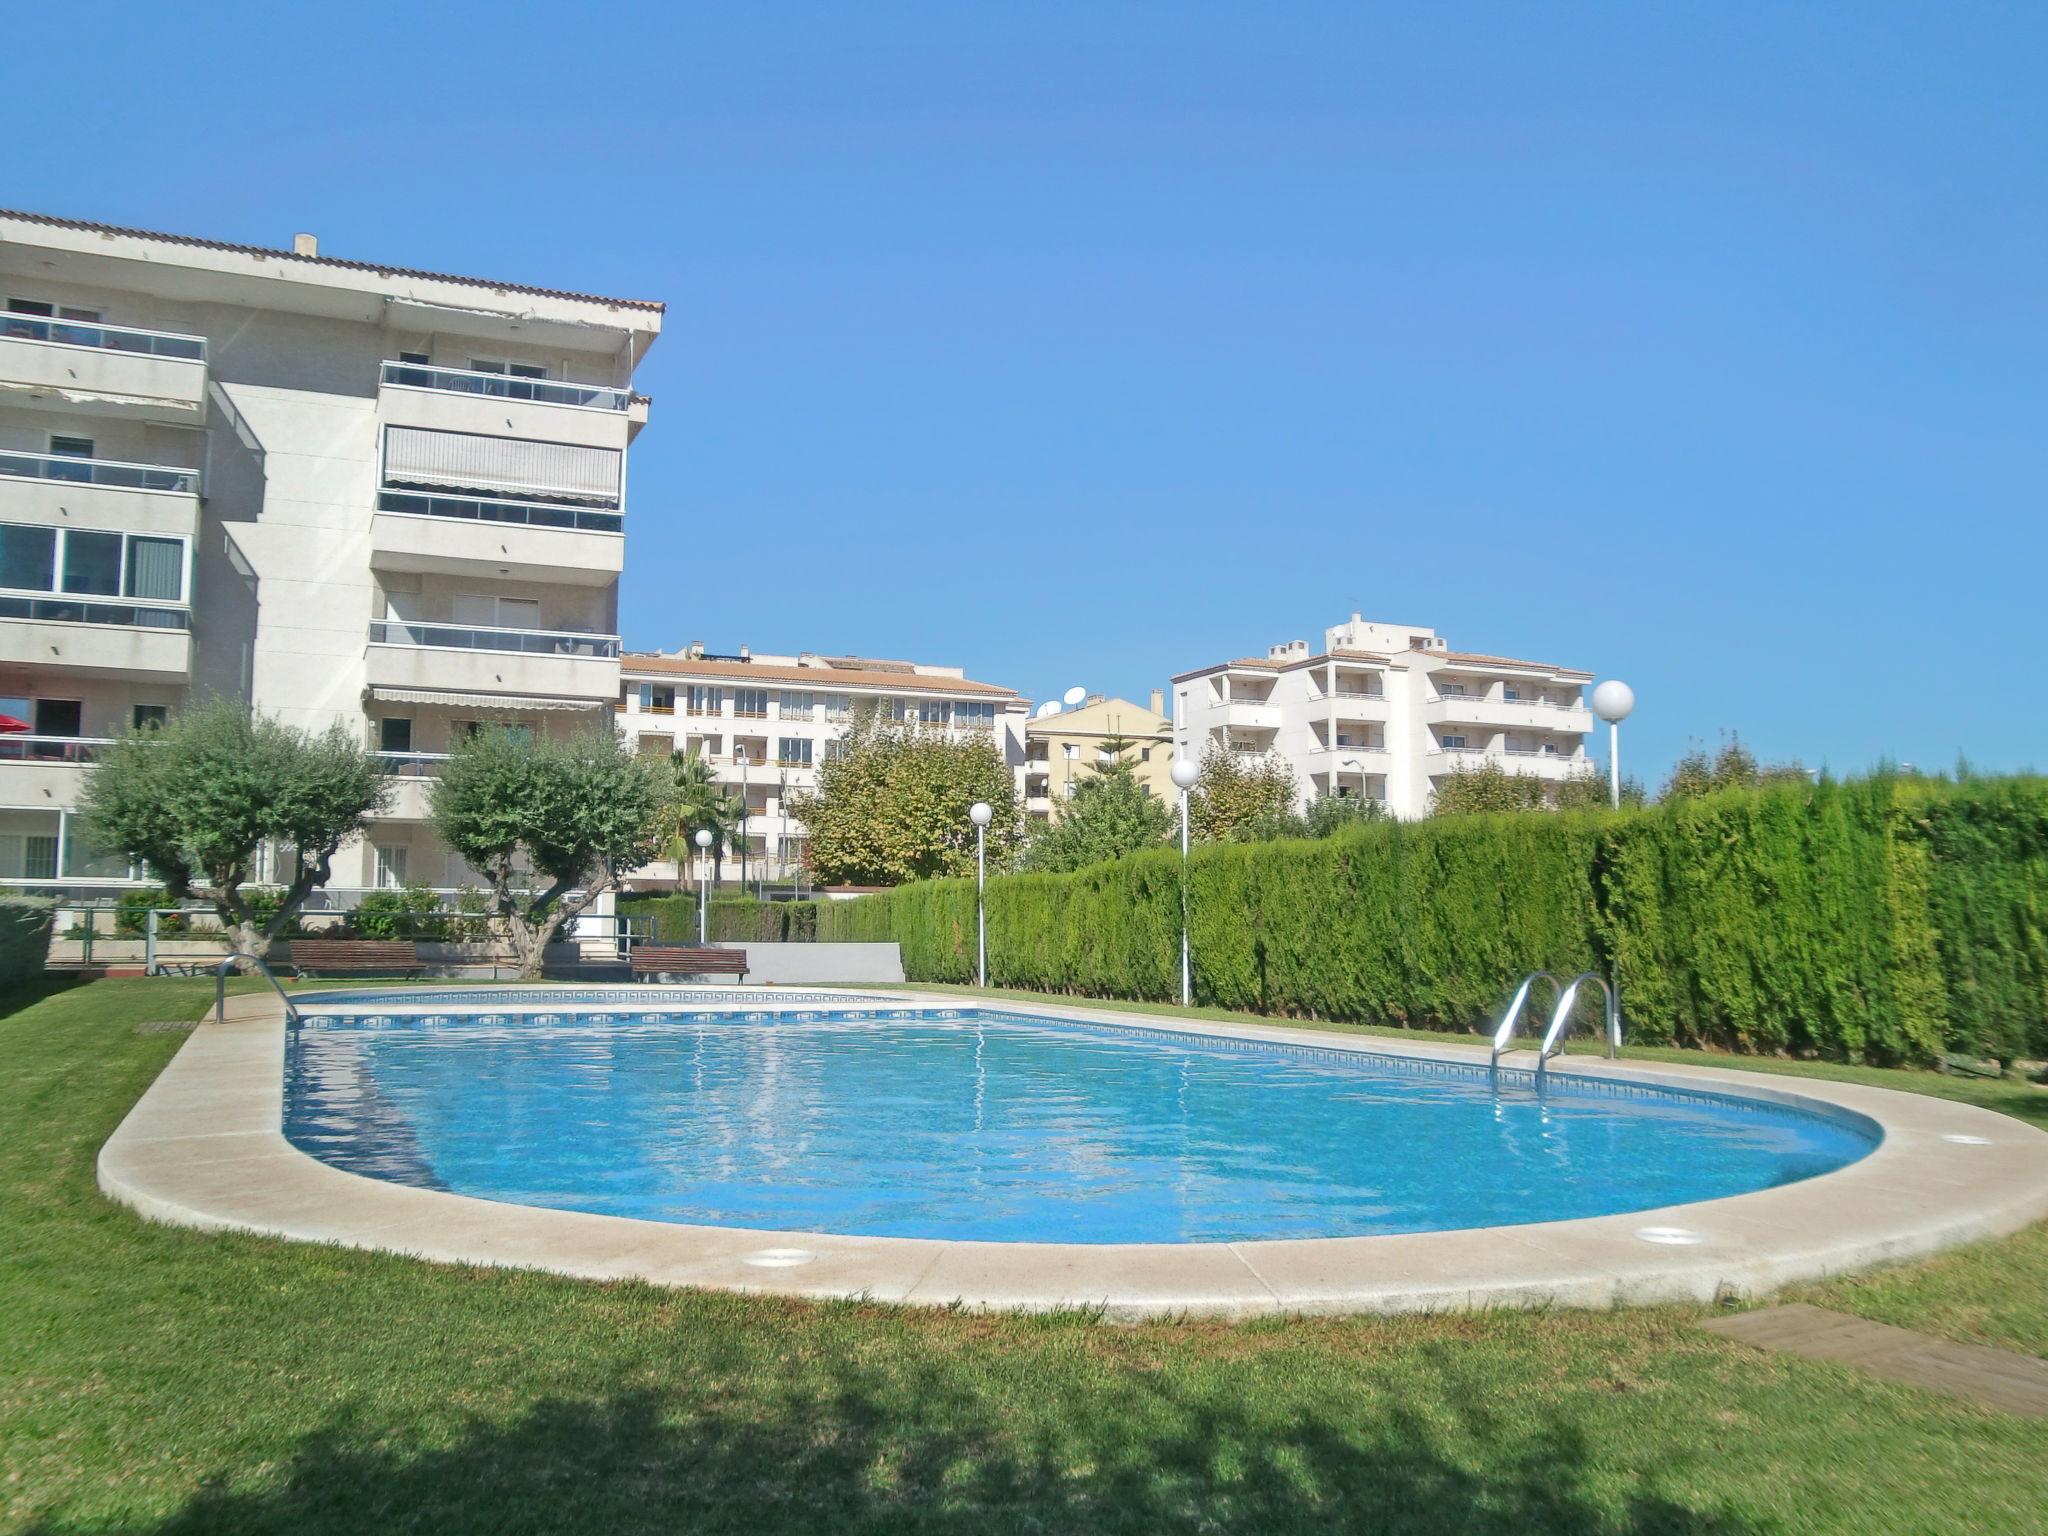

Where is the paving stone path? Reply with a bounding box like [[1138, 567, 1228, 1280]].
[[1703, 1303, 2048, 1417]]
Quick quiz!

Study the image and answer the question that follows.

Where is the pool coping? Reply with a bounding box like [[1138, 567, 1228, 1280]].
[[98, 986, 2048, 1320]]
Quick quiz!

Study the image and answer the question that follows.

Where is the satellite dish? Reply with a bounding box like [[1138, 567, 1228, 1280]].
[[1062, 685, 1087, 707], [1041, 700, 1064, 718]]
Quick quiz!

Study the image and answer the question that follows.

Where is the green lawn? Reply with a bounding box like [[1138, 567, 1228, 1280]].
[[3, 977, 2045, 1535]]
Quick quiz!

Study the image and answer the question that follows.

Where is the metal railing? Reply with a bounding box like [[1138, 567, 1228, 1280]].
[[375, 488, 622, 534], [368, 619, 620, 658], [2, 312, 206, 360], [215, 953, 299, 1026], [380, 360, 630, 411], [0, 450, 200, 495], [1490, 971, 1563, 1071], [372, 750, 453, 776], [1536, 972, 1622, 1078], [0, 594, 190, 630], [0, 734, 116, 763]]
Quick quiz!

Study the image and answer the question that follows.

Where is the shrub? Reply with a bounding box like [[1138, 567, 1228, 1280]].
[[114, 886, 185, 936], [348, 884, 489, 942], [819, 774, 2048, 1064]]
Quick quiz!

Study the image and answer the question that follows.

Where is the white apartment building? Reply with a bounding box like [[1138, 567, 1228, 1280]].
[[616, 647, 1029, 888], [1172, 615, 1594, 820], [0, 209, 662, 898]]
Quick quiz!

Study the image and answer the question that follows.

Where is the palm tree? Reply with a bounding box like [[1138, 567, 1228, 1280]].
[[667, 750, 746, 895]]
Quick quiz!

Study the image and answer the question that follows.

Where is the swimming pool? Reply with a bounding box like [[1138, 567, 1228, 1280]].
[[284, 994, 1878, 1245]]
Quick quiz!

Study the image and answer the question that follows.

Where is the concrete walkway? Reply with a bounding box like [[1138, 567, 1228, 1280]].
[[1703, 1304, 2048, 1417], [97, 986, 2048, 1319]]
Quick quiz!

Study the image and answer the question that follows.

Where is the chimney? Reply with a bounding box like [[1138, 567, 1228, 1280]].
[[739, 644, 751, 661], [292, 232, 319, 257], [1149, 688, 1164, 714]]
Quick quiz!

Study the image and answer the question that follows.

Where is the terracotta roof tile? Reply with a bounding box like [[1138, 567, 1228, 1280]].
[[622, 653, 1019, 697], [0, 207, 664, 314], [1432, 650, 1593, 679]]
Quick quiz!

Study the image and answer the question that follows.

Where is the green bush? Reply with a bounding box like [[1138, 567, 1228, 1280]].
[[0, 897, 53, 987], [821, 775, 2048, 1064], [620, 895, 824, 944], [348, 884, 489, 943], [114, 887, 185, 936]]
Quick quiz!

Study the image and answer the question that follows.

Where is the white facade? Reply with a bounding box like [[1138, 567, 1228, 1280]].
[[0, 209, 662, 897], [1171, 614, 1594, 819], [616, 648, 1028, 889]]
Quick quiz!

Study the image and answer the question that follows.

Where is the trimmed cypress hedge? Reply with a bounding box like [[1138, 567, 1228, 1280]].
[[815, 776, 2048, 1064], [0, 897, 53, 989], [620, 895, 822, 944]]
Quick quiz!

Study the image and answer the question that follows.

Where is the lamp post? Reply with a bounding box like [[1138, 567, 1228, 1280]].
[[1170, 756, 1200, 1007], [693, 827, 713, 944], [969, 800, 992, 988], [1590, 680, 1635, 810]]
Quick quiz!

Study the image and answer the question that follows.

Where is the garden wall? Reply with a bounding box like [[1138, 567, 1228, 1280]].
[[807, 777, 2048, 1064]]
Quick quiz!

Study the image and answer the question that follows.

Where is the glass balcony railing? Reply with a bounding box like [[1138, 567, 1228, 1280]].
[[372, 751, 453, 777], [380, 361, 630, 411], [0, 595, 190, 629], [1, 312, 206, 360], [0, 735, 116, 763], [0, 450, 200, 495], [376, 489, 621, 534], [369, 620, 620, 658]]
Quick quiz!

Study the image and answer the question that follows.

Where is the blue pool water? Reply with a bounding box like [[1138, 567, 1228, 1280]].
[[283, 1004, 1878, 1243]]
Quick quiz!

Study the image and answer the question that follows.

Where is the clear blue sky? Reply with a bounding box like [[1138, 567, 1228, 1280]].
[[6, 3, 2042, 783]]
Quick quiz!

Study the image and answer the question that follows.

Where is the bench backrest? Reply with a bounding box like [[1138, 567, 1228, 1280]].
[[291, 940, 419, 963], [632, 946, 746, 970]]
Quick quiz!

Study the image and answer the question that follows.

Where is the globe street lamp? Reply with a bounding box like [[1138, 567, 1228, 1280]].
[[1590, 680, 1636, 810], [969, 800, 993, 988], [1170, 756, 1201, 1007], [693, 827, 714, 944]]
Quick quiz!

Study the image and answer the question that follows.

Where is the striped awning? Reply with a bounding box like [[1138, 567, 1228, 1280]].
[[382, 425, 621, 505], [365, 686, 608, 713]]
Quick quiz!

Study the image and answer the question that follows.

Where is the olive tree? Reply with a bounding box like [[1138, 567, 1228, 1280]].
[[78, 698, 389, 961], [430, 727, 667, 978]]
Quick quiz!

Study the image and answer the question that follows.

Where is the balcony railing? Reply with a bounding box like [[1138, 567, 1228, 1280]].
[[376, 489, 622, 534], [1431, 693, 1584, 710], [373, 751, 453, 777], [0, 735, 116, 763], [0, 594, 189, 629], [2, 312, 206, 360], [368, 620, 621, 658], [0, 450, 200, 495], [380, 360, 630, 412]]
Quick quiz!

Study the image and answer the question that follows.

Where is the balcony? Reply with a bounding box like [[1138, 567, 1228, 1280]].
[[0, 314, 208, 424], [370, 490, 622, 586], [1215, 699, 1281, 731], [0, 597, 191, 679], [365, 620, 620, 701], [0, 736, 115, 805], [1427, 692, 1591, 732], [371, 751, 451, 821], [378, 361, 638, 453], [0, 450, 202, 538]]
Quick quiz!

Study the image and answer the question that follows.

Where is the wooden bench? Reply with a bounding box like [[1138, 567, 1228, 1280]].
[[287, 939, 424, 977], [630, 945, 748, 982]]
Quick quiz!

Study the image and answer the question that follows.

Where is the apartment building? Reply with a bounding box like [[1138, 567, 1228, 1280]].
[[615, 647, 1028, 888], [0, 209, 661, 896], [1172, 615, 1593, 819], [1021, 692, 1174, 821]]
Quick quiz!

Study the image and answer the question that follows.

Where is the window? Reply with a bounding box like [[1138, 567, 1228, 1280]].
[[825, 694, 851, 722], [1503, 688, 1521, 702], [47, 434, 94, 484], [33, 699, 81, 738], [452, 593, 542, 631], [132, 705, 168, 733], [733, 689, 768, 719], [1140, 746, 1153, 761], [397, 350, 430, 365], [686, 685, 722, 715], [636, 684, 675, 713], [1062, 781, 1077, 799], [124, 538, 182, 602], [1542, 742, 1560, 755], [1439, 683, 1466, 697], [822, 737, 849, 762], [957, 701, 996, 729], [777, 835, 806, 861], [469, 358, 549, 379], [8, 299, 99, 321], [1442, 735, 1469, 750], [778, 691, 813, 716], [918, 699, 951, 726], [1097, 748, 1115, 765], [777, 738, 813, 767], [379, 718, 413, 754], [373, 844, 409, 890], [0, 526, 55, 591], [61, 531, 122, 596], [1063, 743, 1078, 761]]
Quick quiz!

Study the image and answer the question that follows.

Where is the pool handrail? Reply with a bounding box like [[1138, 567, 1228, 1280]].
[[1535, 971, 1621, 1080], [1490, 971, 1563, 1071], [215, 953, 300, 1027]]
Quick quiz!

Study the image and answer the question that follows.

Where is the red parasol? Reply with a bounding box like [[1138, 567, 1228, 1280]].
[[0, 716, 30, 735]]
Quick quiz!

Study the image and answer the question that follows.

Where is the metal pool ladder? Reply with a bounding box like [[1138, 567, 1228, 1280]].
[[1534, 972, 1621, 1082], [1490, 971, 1562, 1071], [214, 954, 301, 1026]]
